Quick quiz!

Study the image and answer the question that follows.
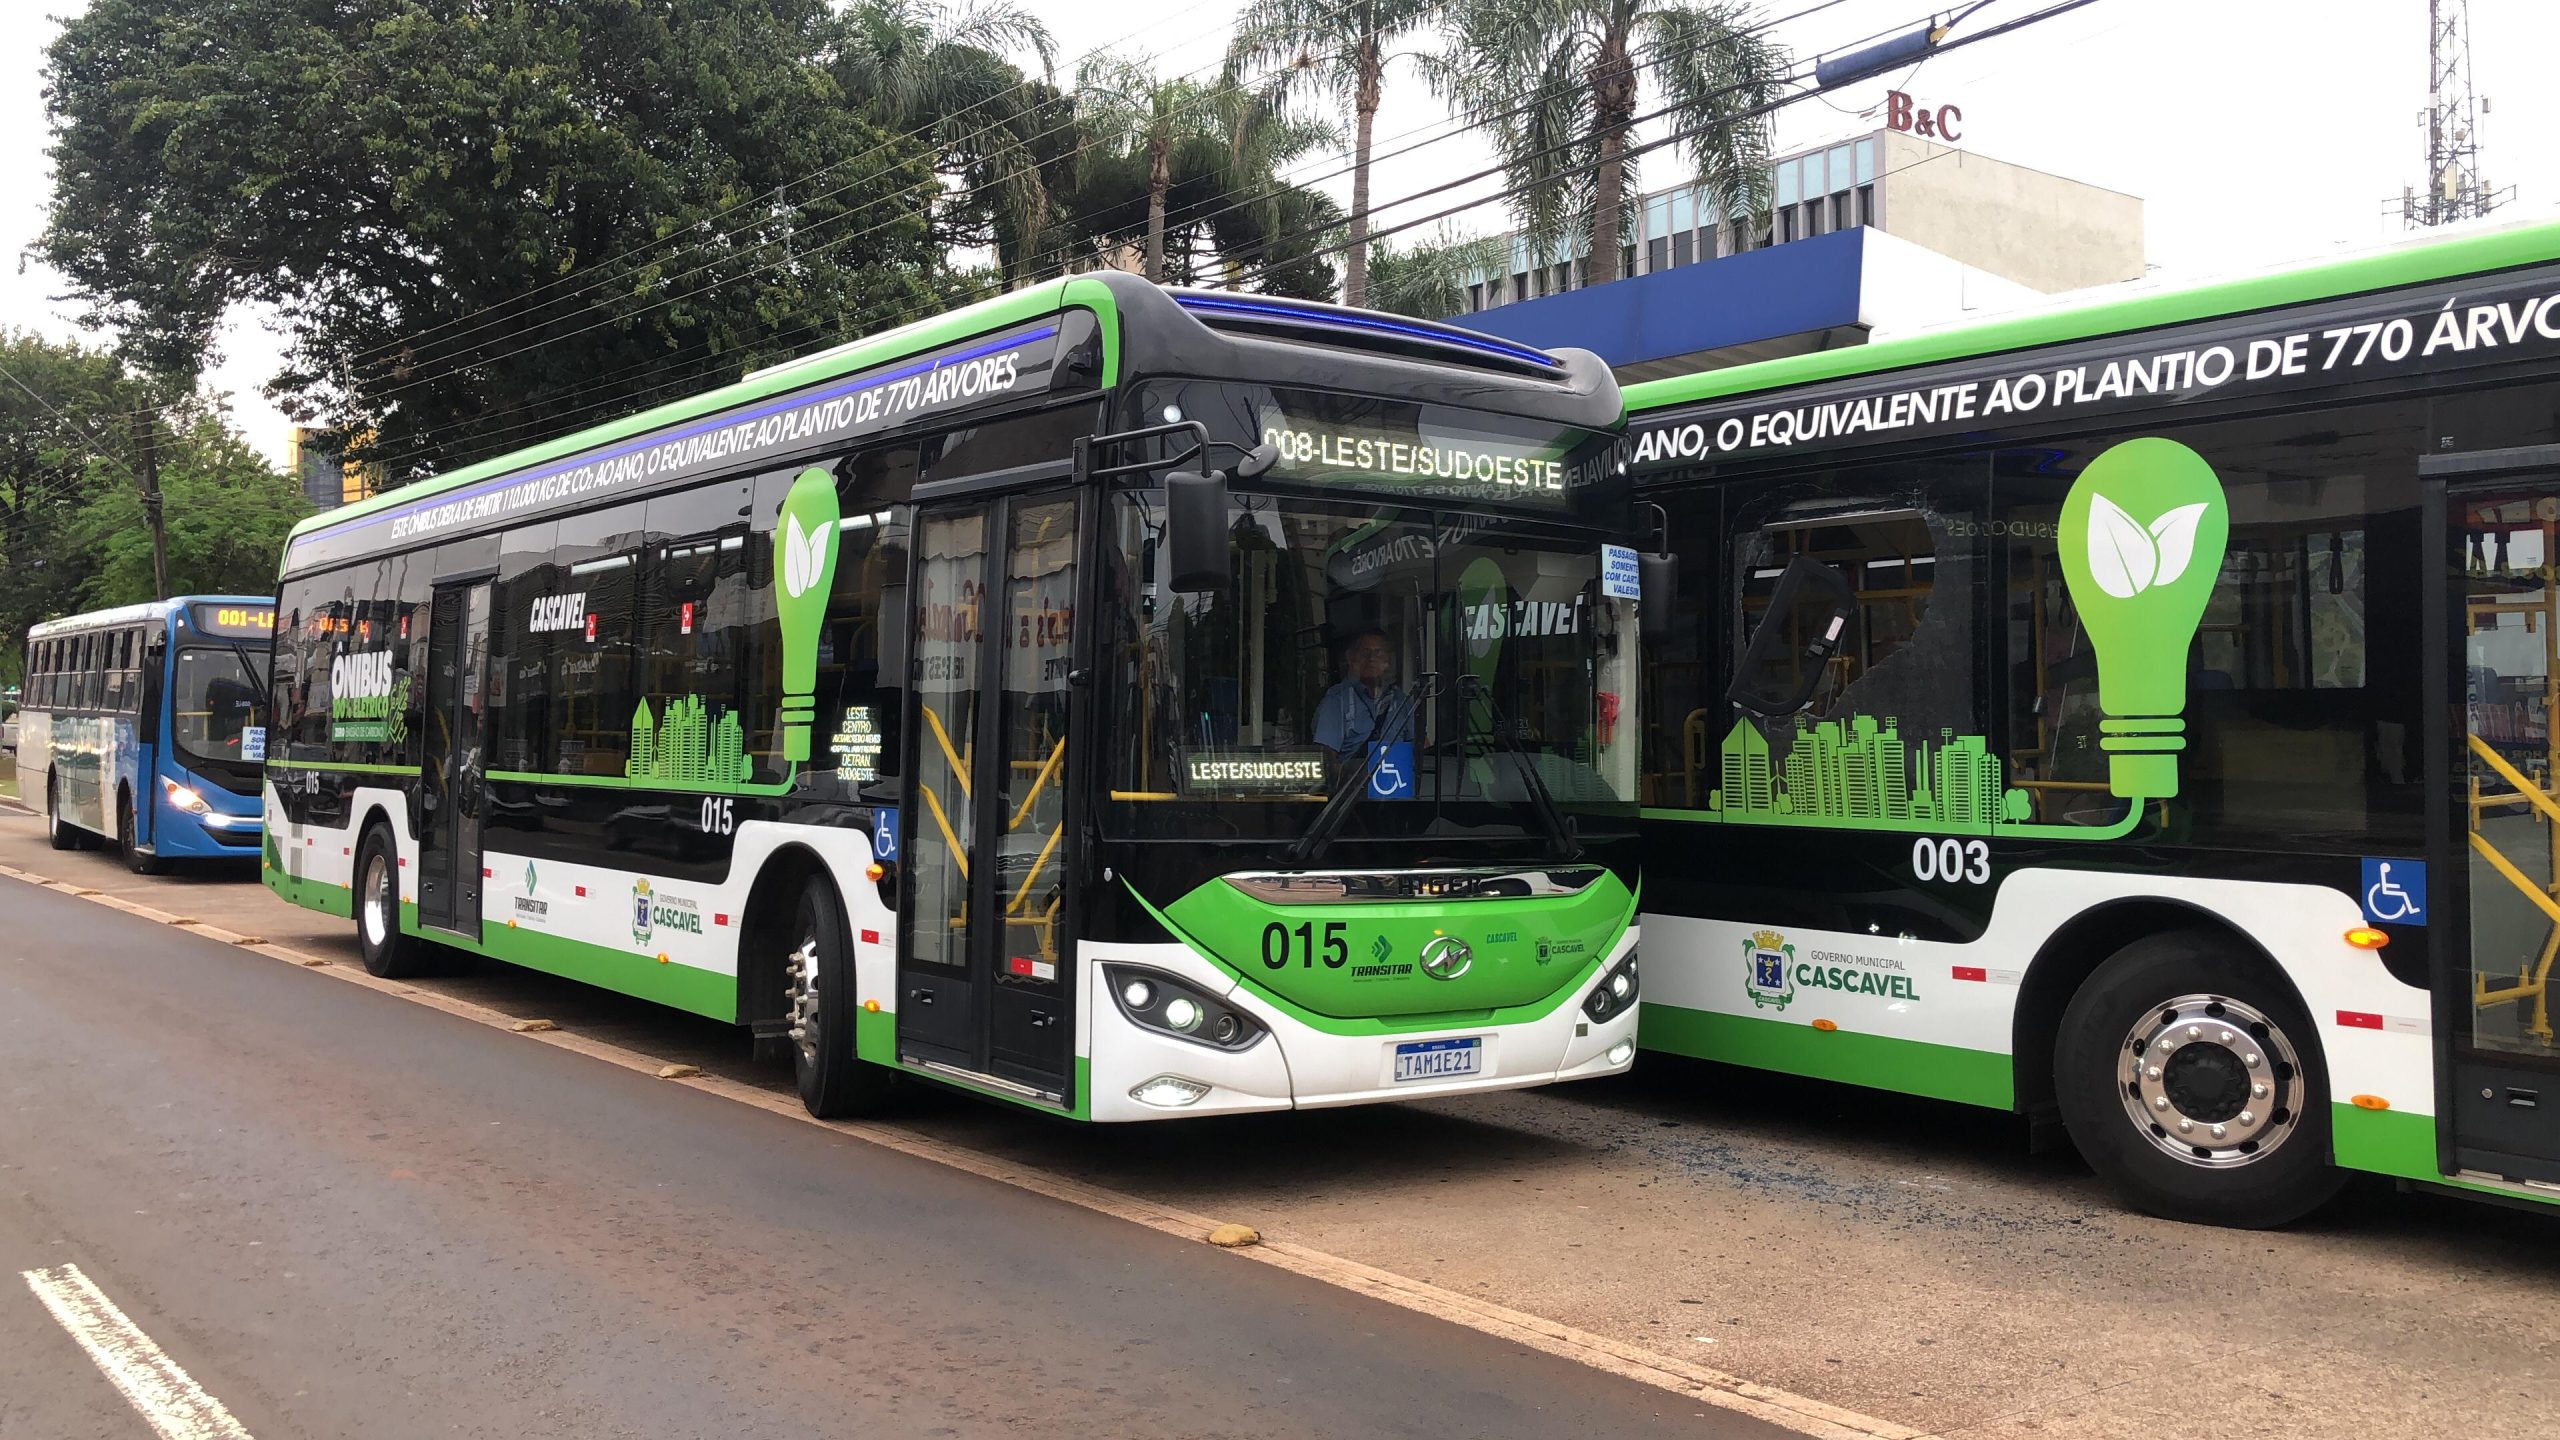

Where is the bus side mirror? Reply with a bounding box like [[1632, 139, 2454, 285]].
[[1727, 554, 1856, 717], [1165, 469, 1230, 593], [1234, 441, 1280, 480], [1639, 551, 1678, 644]]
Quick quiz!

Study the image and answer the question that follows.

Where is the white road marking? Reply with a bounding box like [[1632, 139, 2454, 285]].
[[21, 1263, 255, 1440]]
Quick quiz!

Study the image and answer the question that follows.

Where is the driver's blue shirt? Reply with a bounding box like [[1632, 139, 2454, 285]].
[[1314, 680, 1413, 756]]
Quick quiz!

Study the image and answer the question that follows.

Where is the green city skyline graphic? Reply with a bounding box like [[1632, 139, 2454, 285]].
[[1706, 713, 2032, 833], [627, 694, 753, 786]]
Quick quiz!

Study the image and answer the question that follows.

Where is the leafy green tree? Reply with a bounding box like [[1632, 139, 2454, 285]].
[[1195, 75, 1341, 296], [833, 0, 1061, 283], [72, 415, 309, 608], [0, 330, 304, 675], [1429, 0, 1786, 285], [42, 0, 946, 481], [1074, 54, 1227, 284], [1228, 0, 1442, 307], [0, 331, 145, 661], [1364, 227, 1513, 318]]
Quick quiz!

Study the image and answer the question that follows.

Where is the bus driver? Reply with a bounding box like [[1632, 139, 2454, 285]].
[[1314, 626, 1414, 758]]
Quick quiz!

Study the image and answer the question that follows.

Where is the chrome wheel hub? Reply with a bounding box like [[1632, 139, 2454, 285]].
[[2118, 993, 2304, 1169], [785, 936, 821, 1066], [362, 852, 392, 947]]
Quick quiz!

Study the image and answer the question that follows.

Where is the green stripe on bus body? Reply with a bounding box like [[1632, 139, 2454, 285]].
[[1637, 1002, 2014, 1110], [263, 759, 423, 776], [287, 283, 1122, 543], [263, 867, 353, 919], [419, 914, 737, 1021], [2327, 1103, 2560, 1207], [1624, 220, 2560, 414], [483, 769, 794, 796]]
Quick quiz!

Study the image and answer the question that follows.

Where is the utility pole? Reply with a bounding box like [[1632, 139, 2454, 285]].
[[132, 409, 169, 596], [2399, 0, 2510, 228]]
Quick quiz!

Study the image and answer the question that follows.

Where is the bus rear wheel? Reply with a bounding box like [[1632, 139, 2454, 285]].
[[353, 824, 433, 979], [46, 776, 91, 852], [118, 787, 166, 875], [784, 874, 893, 1119], [2055, 931, 2345, 1228]]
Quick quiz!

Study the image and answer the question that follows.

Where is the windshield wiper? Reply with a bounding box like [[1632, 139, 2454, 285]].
[[1463, 675, 1581, 861]]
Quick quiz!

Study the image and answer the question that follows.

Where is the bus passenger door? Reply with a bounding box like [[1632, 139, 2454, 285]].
[[897, 492, 1082, 1102], [2440, 473, 2560, 1184], [418, 579, 492, 938]]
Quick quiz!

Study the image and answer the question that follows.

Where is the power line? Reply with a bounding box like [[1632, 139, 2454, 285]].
[[1216, 0, 2107, 289], [345, 0, 2074, 482], [334, 0, 1866, 468], [341, 0, 1373, 385]]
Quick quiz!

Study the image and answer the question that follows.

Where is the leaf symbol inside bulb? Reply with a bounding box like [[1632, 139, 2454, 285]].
[[2086, 493, 2156, 598], [2146, 502, 2209, 587]]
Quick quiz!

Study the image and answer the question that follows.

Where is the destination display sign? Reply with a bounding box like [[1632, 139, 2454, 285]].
[[1183, 752, 1328, 795], [188, 603, 277, 639], [1628, 264, 2560, 473], [288, 318, 1078, 569], [1249, 386, 1608, 511]]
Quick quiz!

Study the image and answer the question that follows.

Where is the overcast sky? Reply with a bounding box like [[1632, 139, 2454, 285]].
[[2, 0, 2552, 467]]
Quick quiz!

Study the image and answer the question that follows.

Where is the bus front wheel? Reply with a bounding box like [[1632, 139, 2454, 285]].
[[2055, 930, 2345, 1228], [118, 787, 165, 875], [784, 874, 894, 1119], [353, 824, 433, 979], [46, 777, 91, 852]]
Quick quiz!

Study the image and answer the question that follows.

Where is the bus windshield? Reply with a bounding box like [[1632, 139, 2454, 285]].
[[173, 644, 268, 769], [1105, 492, 1638, 845]]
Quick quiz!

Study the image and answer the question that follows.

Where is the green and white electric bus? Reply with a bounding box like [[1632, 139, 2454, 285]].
[[1625, 218, 2560, 1225], [264, 274, 1648, 1121]]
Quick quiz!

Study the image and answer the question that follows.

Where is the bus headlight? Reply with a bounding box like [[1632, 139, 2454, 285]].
[[1104, 965, 1264, 1052], [160, 778, 212, 815], [1583, 951, 1639, 1023]]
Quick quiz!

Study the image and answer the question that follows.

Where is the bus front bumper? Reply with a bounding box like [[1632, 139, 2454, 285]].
[[1083, 932, 1639, 1122]]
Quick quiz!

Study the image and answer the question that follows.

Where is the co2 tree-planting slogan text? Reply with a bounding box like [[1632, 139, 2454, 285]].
[[348, 327, 1057, 548], [1631, 271, 2560, 469]]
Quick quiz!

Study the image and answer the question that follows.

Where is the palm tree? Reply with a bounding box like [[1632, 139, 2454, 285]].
[[1227, 0, 1443, 308], [1429, 0, 1786, 286], [1074, 54, 1223, 283], [1196, 74, 1341, 291], [833, 0, 1058, 279], [1363, 226, 1511, 318]]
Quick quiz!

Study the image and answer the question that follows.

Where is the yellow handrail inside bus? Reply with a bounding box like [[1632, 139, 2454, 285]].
[[923, 703, 972, 800]]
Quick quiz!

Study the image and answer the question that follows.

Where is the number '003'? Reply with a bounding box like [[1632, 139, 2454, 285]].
[[1912, 837, 1989, 884]]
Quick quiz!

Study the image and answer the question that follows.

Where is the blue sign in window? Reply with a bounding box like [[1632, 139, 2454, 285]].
[[1366, 742, 1415, 800], [872, 806, 901, 864], [2360, 857, 2424, 926]]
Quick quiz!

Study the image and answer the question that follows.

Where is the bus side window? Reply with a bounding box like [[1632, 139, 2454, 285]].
[[1701, 462, 1988, 826]]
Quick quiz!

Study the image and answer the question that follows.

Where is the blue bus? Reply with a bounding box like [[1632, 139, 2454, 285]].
[[17, 597, 272, 869]]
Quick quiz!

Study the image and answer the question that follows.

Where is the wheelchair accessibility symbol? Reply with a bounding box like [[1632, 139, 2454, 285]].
[[2361, 858, 2425, 926], [1367, 741, 1415, 800]]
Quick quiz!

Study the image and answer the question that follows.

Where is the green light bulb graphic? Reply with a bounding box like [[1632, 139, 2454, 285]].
[[773, 466, 841, 764], [2055, 437, 2228, 800]]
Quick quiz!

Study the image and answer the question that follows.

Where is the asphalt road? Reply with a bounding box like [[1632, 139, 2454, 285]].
[[0, 873, 1783, 1440], [9, 819, 2560, 1440]]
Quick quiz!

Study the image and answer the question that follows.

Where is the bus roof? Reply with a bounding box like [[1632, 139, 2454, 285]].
[[27, 594, 271, 641], [288, 272, 1610, 566], [1624, 215, 2560, 414]]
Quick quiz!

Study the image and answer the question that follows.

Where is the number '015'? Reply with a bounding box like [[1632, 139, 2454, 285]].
[[1912, 837, 1989, 884]]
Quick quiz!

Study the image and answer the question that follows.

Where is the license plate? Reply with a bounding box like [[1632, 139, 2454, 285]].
[[1392, 1037, 1482, 1083]]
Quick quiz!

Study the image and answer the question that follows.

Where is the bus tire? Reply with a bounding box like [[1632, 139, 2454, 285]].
[[783, 873, 893, 1119], [117, 786, 166, 875], [353, 823, 433, 979], [2055, 930, 2344, 1228], [46, 776, 94, 851]]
